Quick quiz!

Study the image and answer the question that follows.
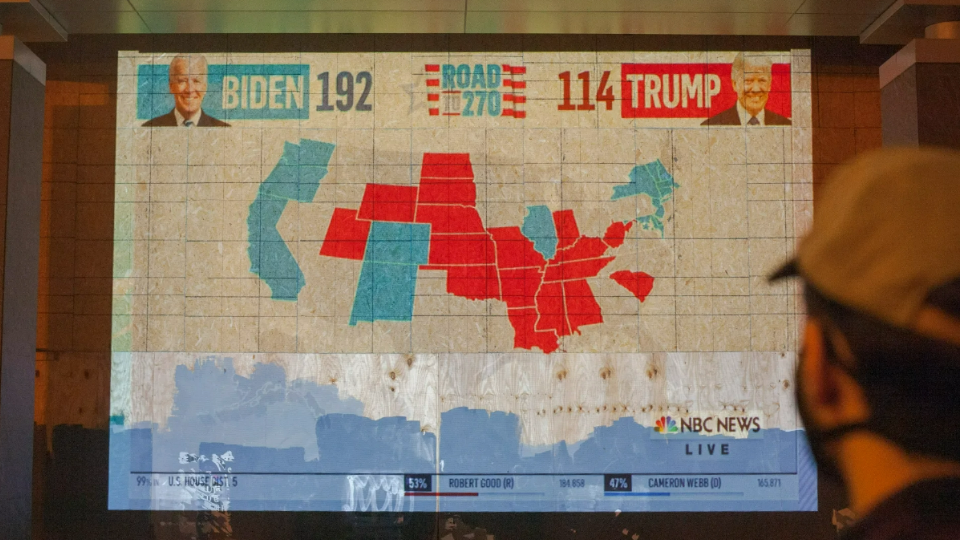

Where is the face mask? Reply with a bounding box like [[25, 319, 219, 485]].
[[797, 311, 960, 481], [795, 339, 873, 488]]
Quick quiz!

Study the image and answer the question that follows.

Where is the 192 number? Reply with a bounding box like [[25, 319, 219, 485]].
[[316, 71, 372, 112]]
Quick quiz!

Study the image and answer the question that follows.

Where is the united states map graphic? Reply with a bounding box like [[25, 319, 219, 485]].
[[317, 152, 677, 354]]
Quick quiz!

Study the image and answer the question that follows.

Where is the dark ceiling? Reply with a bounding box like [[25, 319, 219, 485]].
[[0, 0, 957, 45]]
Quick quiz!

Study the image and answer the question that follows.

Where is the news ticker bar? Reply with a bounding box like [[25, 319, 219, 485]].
[[402, 473, 757, 497], [130, 471, 795, 500]]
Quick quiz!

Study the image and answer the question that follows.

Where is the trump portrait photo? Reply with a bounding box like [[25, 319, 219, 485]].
[[701, 52, 791, 127]]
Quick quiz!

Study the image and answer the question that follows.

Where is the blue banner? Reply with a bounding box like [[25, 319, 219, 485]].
[[137, 63, 310, 121]]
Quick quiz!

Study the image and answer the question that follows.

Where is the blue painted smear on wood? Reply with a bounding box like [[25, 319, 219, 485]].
[[248, 139, 335, 300], [521, 205, 558, 260], [109, 356, 815, 511], [159, 358, 364, 464]]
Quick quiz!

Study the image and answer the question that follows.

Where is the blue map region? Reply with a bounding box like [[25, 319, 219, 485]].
[[247, 138, 335, 300], [520, 205, 558, 260], [349, 221, 431, 325], [611, 159, 680, 237]]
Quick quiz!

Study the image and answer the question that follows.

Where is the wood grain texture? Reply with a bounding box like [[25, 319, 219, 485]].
[[124, 351, 795, 447]]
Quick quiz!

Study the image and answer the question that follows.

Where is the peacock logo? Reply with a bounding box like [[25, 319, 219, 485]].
[[655, 416, 678, 434]]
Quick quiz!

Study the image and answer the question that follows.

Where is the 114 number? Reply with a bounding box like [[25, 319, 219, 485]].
[[558, 70, 614, 111]]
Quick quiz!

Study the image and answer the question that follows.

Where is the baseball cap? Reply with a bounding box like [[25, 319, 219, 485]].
[[770, 147, 960, 344]]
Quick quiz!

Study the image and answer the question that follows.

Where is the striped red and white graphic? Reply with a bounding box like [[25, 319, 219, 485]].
[[425, 63, 441, 116], [502, 64, 526, 119], [424, 63, 526, 119]]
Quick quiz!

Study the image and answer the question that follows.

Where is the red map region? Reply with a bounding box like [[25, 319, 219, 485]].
[[610, 270, 656, 302], [318, 208, 371, 260], [320, 152, 646, 354]]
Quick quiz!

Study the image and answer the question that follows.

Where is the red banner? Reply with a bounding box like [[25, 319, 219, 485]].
[[620, 63, 792, 120]]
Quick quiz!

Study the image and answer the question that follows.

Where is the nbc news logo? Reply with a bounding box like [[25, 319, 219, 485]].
[[655, 416, 678, 434]]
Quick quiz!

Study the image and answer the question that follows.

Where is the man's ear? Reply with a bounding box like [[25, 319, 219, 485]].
[[800, 319, 834, 413], [800, 319, 870, 428]]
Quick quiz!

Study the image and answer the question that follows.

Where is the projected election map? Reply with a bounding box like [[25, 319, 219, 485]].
[[110, 49, 816, 512], [319, 152, 673, 353]]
